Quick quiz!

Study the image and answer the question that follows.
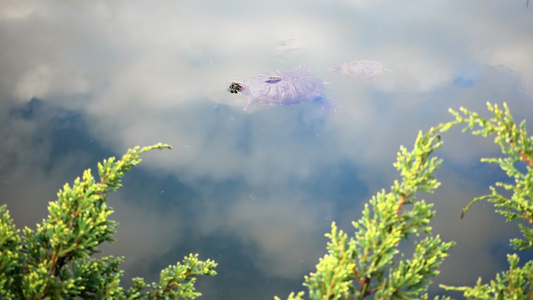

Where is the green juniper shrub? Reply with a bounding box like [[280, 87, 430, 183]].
[[0, 144, 217, 300]]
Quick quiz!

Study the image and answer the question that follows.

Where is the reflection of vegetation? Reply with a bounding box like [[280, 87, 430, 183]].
[[1, 103, 532, 299], [0, 144, 217, 299]]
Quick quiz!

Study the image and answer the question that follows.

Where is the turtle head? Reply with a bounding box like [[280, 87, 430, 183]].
[[228, 82, 243, 94]]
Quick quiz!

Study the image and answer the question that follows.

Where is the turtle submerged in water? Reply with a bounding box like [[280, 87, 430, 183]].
[[331, 59, 388, 79], [228, 66, 338, 112]]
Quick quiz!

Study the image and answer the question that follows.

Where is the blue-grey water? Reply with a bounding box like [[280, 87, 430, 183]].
[[1, 1, 532, 299]]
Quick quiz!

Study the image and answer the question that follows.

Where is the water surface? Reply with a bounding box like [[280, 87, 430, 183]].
[[1, 1, 532, 299]]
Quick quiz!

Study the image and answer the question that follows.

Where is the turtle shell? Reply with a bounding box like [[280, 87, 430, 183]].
[[229, 66, 338, 112]]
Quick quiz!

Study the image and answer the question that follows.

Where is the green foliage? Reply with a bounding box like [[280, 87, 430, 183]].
[[125, 253, 217, 300], [277, 128, 455, 300], [442, 254, 533, 299], [444, 102, 533, 250], [0, 143, 217, 299], [438, 102, 533, 298]]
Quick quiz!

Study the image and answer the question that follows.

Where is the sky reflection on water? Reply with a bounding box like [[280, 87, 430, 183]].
[[1, 0, 533, 299]]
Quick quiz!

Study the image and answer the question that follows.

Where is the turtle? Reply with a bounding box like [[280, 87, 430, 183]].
[[228, 66, 338, 112], [331, 59, 388, 79]]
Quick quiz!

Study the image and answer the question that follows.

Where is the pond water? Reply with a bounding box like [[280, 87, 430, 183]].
[[1, 0, 533, 299]]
